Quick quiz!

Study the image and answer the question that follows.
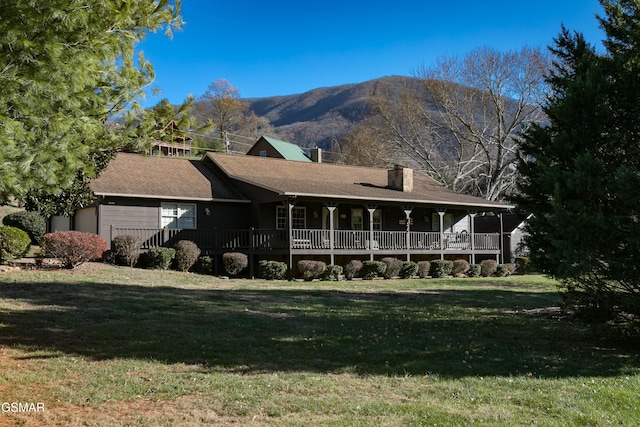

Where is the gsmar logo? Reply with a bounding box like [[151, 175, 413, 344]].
[[2, 402, 45, 413]]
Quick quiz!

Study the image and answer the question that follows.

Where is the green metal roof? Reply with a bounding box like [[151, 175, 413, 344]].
[[261, 136, 311, 162]]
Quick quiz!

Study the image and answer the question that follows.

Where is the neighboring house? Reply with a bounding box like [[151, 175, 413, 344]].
[[246, 135, 312, 162], [76, 150, 514, 273]]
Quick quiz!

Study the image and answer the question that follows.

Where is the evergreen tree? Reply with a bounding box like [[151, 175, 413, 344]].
[[516, 0, 640, 318], [0, 0, 182, 202]]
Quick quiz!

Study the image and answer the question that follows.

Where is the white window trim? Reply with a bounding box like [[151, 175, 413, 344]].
[[276, 205, 306, 230], [161, 203, 197, 229]]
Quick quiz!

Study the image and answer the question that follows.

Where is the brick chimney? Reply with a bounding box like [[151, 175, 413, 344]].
[[388, 165, 413, 192]]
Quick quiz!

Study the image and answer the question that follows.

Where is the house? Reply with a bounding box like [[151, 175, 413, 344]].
[[246, 136, 312, 162], [79, 150, 514, 273], [474, 212, 530, 263]]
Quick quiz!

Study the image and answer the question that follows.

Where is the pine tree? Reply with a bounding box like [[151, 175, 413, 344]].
[[0, 0, 182, 202], [516, 0, 640, 318]]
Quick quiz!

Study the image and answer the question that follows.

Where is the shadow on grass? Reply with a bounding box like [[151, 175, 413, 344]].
[[0, 280, 638, 378]]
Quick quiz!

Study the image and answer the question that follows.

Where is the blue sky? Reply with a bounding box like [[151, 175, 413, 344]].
[[138, 0, 606, 107]]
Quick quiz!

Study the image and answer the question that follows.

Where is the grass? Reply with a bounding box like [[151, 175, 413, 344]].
[[0, 264, 639, 426]]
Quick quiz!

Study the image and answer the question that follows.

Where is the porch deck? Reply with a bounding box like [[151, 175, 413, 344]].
[[110, 227, 501, 259]]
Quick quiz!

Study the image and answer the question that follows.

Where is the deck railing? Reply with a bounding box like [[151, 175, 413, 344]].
[[110, 227, 500, 253]]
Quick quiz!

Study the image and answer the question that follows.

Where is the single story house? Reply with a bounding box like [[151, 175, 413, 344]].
[[74, 147, 514, 273]]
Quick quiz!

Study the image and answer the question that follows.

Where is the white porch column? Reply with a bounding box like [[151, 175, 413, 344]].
[[326, 204, 337, 265], [288, 198, 296, 280], [499, 211, 505, 264], [367, 205, 377, 261], [469, 210, 477, 265], [437, 209, 446, 260], [403, 206, 413, 261]]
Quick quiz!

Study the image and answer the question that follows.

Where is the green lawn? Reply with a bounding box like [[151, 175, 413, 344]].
[[0, 264, 638, 426]]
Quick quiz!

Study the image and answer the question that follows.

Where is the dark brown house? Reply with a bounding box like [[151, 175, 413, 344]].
[[76, 151, 514, 272]]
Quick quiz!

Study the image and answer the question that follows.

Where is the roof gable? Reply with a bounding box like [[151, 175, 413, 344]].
[[90, 153, 247, 202], [249, 136, 311, 162]]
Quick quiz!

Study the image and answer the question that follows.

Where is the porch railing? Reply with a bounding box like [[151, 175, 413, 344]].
[[110, 227, 500, 253]]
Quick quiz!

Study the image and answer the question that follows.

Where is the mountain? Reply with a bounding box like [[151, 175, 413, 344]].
[[244, 75, 425, 150]]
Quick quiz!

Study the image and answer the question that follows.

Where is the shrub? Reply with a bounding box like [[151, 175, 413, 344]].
[[2, 211, 46, 244], [505, 263, 517, 275], [361, 260, 386, 280], [111, 235, 141, 267], [495, 264, 510, 277], [0, 226, 31, 263], [223, 252, 248, 276], [515, 257, 534, 274], [452, 259, 470, 276], [323, 264, 343, 281], [417, 261, 431, 278], [467, 264, 481, 277], [399, 261, 418, 279], [193, 256, 213, 275], [430, 259, 454, 278], [381, 257, 403, 279], [259, 260, 288, 280], [173, 240, 200, 272], [344, 260, 363, 280], [40, 231, 107, 269], [140, 247, 175, 270], [297, 260, 327, 281], [480, 259, 498, 277]]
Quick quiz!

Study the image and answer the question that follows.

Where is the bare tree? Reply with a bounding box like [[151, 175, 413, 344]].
[[372, 46, 549, 200]]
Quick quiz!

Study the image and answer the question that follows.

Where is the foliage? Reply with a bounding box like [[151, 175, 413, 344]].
[[173, 240, 201, 272], [297, 260, 327, 281], [2, 210, 46, 244], [417, 260, 431, 278], [258, 260, 288, 280], [467, 264, 481, 277], [495, 264, 511, 277], [344, 260, 363, 280], [515, 257, 534, 275], [193, 256, 213, 275], [515, 0, 640, 319], [0, 226, 31, 263], [360, 260, 387, 280], [323, 264, 343, 281], [111, 235, 141, 267], [223, 252, 248, 276], [452, 259, 470, 276], [0, 0, 182, 202], [430, 260, 454, 278], [369, 47, 549, 201], [380, 257, 403, 279], [480, 259, 498, 277], [40, 231, 107, 269], [139, 247, 175, 270], [399, 261, 418, 279]]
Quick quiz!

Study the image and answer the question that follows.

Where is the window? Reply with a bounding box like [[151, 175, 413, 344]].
[[432, 212, 454, 233], [162, 203, 196, 229], [260, 150, 267, 157], [373, 209, 382, 231], [351, 208, 363, 230], [276, 206, 306, 229]]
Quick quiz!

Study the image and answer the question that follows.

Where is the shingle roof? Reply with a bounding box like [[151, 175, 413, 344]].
[[260, 136, 311, 162], [91, 153, 247, 202], [205, 153, 512, 210]]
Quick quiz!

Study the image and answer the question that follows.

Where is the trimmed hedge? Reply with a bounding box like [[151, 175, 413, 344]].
[[111, 235, 141, 267], [40, 231, 107, 269], [0, 226, 31, 263], [467, 264, 481, 277], [259, 260, 288, 280], [193, 256, 213, 275], [452, 259, 470, 276], [515, 257, 534, 274], [2, 211, 46, 244], [323, 264, 343, 281], [173, 240, 200, 272], [417, 261, 431, 278], [223, 252, 248, 276], [297, 260, 327, 281], [344, 260, 363, 280], [399, 261, 418, 279], [381, 257, 403, 279], [429, 259, 454, 278], [140, 247, 175, 270], [495, 264, 510, 277], [480, 259, 498, 277], [361, 260, 386, 280]]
